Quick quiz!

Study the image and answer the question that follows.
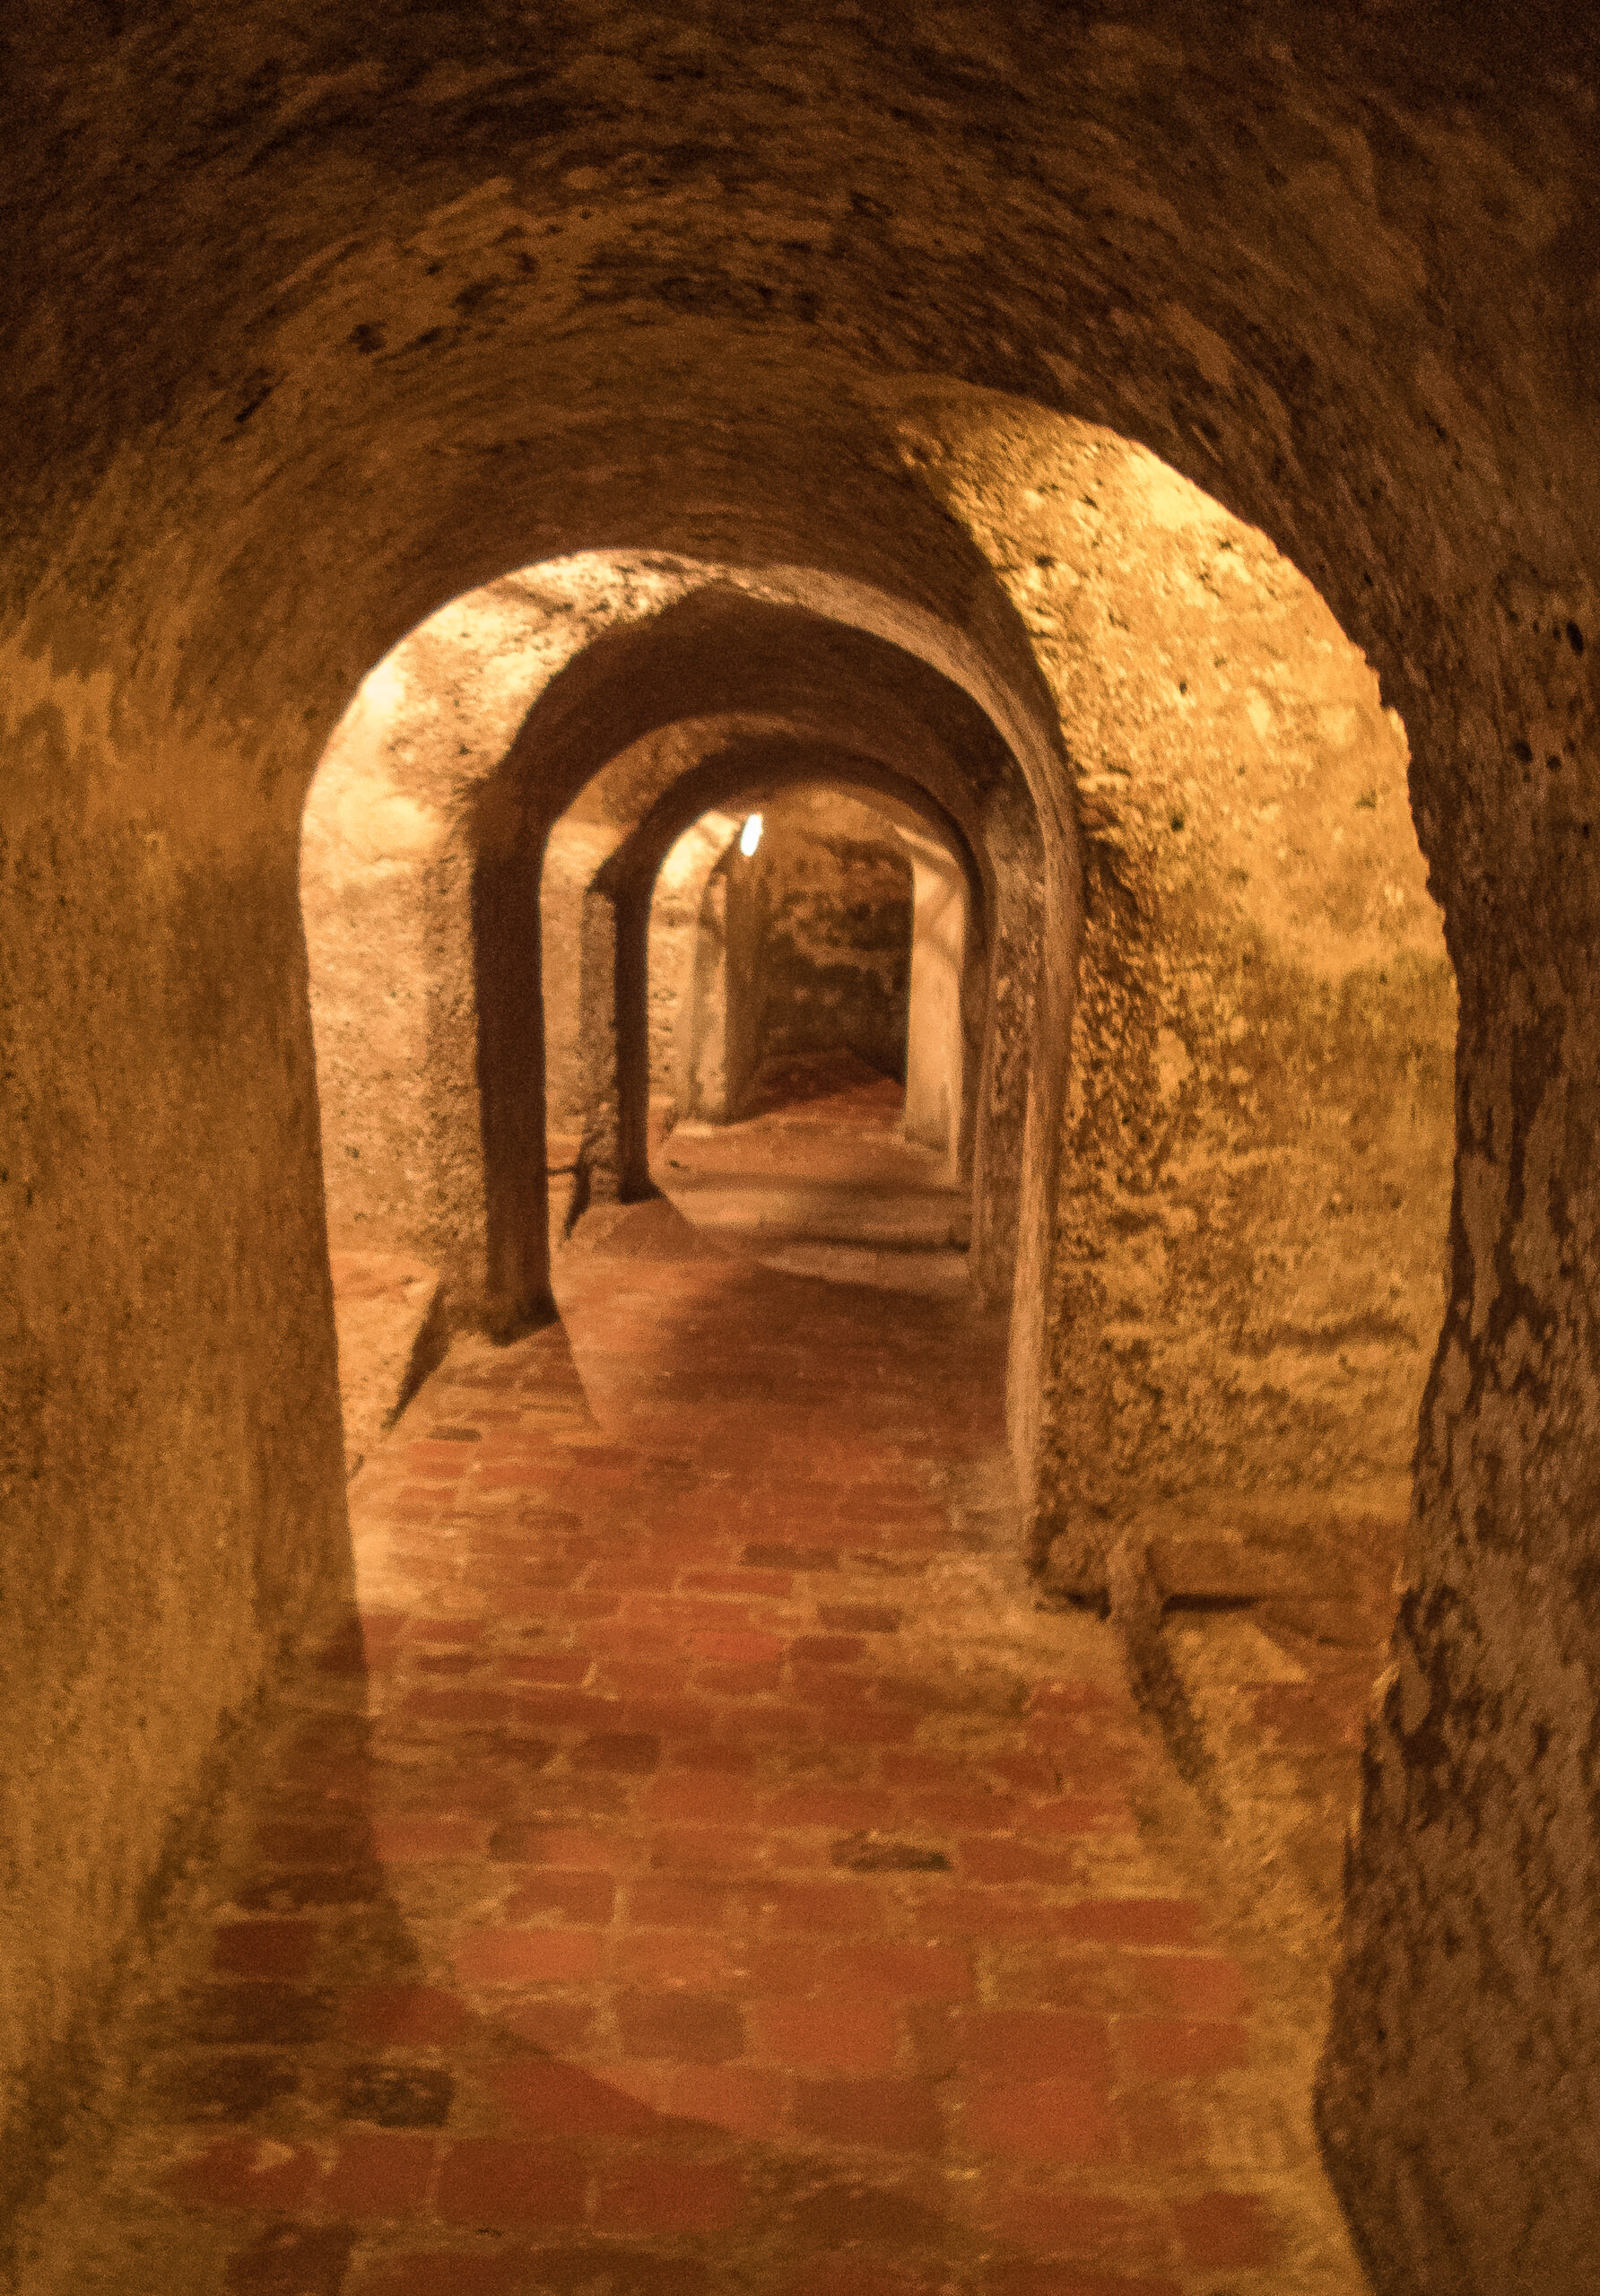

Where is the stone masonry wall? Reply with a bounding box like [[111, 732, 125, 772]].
[[878, 387, 1457, 1590], [720, 792, 916, 1100]]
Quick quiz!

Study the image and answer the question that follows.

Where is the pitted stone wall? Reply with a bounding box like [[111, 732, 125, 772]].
[[717, 792, 916, 1097], [874, 391, 1457, 1584], [648, 811, 740, 1110]]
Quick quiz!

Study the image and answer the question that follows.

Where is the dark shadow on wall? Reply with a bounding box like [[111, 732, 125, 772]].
[[472, 788, 557, 1339]]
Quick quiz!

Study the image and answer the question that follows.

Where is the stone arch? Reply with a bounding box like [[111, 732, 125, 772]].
[[302, 557, 1061, 1425], [570, 744, 987, 1224], [284, 435, 1472, 2296], [657, 782, 972, 1172]]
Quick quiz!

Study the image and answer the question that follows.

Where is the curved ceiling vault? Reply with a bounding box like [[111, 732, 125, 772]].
[[590, 737, 985, 913]]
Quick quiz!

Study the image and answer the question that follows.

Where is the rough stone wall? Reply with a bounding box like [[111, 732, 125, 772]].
[[1321, 574, 1600, 2294], [719, 793, 915, 1097], [874, 389, 1457, 1588], [682, 867, 734, 1123], [902, 829, 969, 1164], [9, 5, 1600, 2284], [711, 848, 768, 1123], [542, 816, 622, 1138], [648, 812, 739, 1108], [0, 811, 349, 2269]]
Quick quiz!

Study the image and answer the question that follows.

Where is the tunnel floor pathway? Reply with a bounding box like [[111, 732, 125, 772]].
[[65, 1187, 1362, 2295]]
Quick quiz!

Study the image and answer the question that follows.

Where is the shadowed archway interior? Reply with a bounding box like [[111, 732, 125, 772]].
[[643, 779, 972, 1165]]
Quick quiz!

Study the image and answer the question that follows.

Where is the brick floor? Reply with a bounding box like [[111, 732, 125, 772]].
[[53, 1097, 1368, 2293]]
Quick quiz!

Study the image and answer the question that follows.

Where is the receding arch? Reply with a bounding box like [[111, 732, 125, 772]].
[[300, 549, 1068, 1504], [475, 588, 1057, 1344], [647, 772, 978, 1171], [573, 743, 988, 1234]]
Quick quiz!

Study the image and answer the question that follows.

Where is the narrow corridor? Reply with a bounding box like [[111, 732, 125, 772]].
[[61, 1095, 1357, 2295], [16, 25, 1597, 2289], [652, 1052, 970, 1293]]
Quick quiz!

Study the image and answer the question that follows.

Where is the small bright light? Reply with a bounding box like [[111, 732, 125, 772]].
[[739, 812, 763, 857]]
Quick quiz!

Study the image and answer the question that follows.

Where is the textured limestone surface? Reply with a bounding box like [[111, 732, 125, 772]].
[[647, 814, 735, 1091], [5, 4, 1600, 2287], [887, 401, 1460, 1580], [716, 791, 915, 1096], [648, 810, 743, 1121]]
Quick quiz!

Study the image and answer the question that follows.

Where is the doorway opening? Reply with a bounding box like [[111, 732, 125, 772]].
[[679, 785, 917, 1120], [644, 781, 975, 1298]]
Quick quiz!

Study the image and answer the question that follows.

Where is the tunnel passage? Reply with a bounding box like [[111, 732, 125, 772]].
[[548, 758, 984, 1239], [678, 789, 917, 1122], [692, 789, 917, 1111], [303, 440, 1455, 1593], [243, 456, 1455, 2294], [283, 423, 1467, 2296], [11, 16, 1600, 2285], [298, 428, 1459, 1787], [646, 778, 977, 1298], [106, 409, 1460, 2296], [656, 783, 969, 1172], [303, 568, 1042, 1345]]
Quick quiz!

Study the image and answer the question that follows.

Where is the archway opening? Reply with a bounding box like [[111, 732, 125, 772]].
[[283, 457, 1460, 2296], [45, 402, 1462, 2290], [645, 778, 977, 1296], [13, 19, 1599, 2283], [300, 551, 1048, 1481], [676, 784, 918, 1126]]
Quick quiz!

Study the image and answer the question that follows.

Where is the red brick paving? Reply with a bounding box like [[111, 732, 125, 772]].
[[65, 1109, 1327, 2293]]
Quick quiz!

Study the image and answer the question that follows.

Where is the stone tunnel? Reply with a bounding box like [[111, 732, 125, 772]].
[[3, 6, 1598, 2292]]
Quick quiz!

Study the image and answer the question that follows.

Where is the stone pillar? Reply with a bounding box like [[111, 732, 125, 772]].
[[900, 827, 967, 1169], [574, 882, 622, 1205], [686, 868, 735, 1121]]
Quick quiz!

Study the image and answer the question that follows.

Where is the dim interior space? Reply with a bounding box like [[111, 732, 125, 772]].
[[6, 16, 1598, 2296]]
